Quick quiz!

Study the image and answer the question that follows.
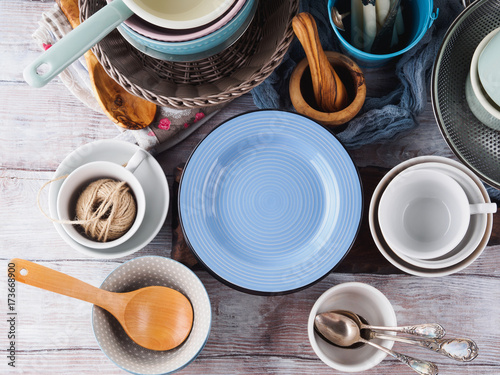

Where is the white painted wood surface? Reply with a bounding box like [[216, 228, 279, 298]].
[[1, 1, 500, 374]]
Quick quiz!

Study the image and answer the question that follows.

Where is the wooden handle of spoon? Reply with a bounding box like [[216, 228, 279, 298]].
[[10, 258, 114, 310], [292, 12, 348, 112]]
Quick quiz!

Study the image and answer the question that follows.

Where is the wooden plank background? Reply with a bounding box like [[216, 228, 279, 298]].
[[1, 1, 500, 374]]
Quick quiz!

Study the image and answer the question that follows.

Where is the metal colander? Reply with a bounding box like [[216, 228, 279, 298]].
[[432, 0, 500, 190]]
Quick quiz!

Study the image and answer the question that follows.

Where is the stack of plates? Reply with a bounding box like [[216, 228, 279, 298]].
[[369, 156, 494, 277], [179, 110, 363, 293], [118, 0, 258, 61]]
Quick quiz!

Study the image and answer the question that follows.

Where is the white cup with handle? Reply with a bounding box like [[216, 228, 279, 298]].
[[57, 148, 148, 249], [378, 169, 497, 260]]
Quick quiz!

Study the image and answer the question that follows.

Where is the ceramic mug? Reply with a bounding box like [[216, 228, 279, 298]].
[[57, 149, 148, 249], [465, 27, 500, 131], [378, 169, 496, 260]]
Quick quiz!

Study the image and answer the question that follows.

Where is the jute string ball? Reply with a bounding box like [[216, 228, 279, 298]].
[[75, 178, 137, 242]]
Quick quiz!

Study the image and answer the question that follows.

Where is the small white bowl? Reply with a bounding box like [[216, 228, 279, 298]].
[[92, 256, 211, 375], [128, 0, 236, 30], [478, 26, 500, 107], [308, 282, 397, 373], [466, 27, 500, 131]]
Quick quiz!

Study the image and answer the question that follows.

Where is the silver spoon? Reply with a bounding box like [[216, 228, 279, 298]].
[[314, 313, 439, 375], [334, 310, 446, 339], [369, 331, 478, 362], [338, 310, 477, 361], [330, 7, 350, 31]]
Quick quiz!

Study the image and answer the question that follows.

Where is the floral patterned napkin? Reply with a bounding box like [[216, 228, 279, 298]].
[[32, 4, 225, 154]]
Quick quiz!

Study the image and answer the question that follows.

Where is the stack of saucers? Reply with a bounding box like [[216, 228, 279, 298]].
[[369, 156, 497, 277], [117, 0, 258, 61]]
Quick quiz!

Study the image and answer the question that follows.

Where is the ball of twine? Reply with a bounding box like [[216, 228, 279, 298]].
[[75, 179, 137, 242]]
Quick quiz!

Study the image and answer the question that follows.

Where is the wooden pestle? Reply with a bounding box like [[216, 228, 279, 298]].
[[292, 13, 348, 112]]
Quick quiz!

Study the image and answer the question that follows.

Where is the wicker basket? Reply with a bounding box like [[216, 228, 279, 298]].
[[80, 0, 299, 109]]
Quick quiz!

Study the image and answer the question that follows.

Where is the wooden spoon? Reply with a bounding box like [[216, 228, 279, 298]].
[[56, 0, 156, 130], [11, 258, 193, 351], [292, 12, 348, 112]]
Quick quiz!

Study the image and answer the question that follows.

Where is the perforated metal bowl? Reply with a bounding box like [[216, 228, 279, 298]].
[[432, 0, 500, 190]]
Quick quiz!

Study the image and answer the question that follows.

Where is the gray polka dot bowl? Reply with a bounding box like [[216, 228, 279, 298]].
[[92, 256, 211, 374]]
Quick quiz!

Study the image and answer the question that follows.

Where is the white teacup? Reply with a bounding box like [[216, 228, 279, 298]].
[[378, 169, 496, 260], [465, 27, 500, 131], [57, 149, 148, 249]]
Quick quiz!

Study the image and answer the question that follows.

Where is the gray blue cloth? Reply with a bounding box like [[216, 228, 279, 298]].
[[251, 0, 500, 202]]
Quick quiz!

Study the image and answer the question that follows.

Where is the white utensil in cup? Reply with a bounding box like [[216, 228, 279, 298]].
[[57, 149, 148, 249], [378, 169, 496, 260]]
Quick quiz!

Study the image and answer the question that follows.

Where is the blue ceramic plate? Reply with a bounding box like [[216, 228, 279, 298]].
[[179, 110, 362, 293]]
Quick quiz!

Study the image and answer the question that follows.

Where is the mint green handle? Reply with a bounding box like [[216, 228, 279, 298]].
[[23, 0, 133, 88]]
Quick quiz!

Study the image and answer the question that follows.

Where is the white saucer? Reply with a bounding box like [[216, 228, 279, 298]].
[[369, 156, 493, 277], [48, 140, 169, 258]]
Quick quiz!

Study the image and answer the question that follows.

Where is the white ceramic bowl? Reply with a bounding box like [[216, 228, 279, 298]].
[[466, 27, 500, 131], [118, 0, 257, 61], [127, 0, 237, 30], [124, 0, 247, 42], [369, 156, 494, 277], [93, 256, 211, 375], [478, 26, 500, 107], [308, 282, 397, 372]]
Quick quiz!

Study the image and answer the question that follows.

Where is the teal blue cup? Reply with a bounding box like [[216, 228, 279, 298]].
[[327, 0, 438, 67]]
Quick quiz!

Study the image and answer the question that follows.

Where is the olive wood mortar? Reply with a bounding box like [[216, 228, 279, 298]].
[[289, 51, 366, 127]]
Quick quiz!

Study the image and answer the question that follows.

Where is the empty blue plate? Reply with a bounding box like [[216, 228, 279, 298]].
[[179, 110, 362, 293]]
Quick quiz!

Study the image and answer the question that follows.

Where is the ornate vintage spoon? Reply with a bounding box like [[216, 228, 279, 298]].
[[330, 7, 350, 31], [330, 310, 446, 338], [11, 259, 193, 351], [368, 331, 479, 362], [57, 0, 157, 130], [338, 310, 478, 362], [314, 312, 439, 375]]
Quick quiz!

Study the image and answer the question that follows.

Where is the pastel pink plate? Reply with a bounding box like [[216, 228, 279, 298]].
[[125, 0, 246, 42]]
